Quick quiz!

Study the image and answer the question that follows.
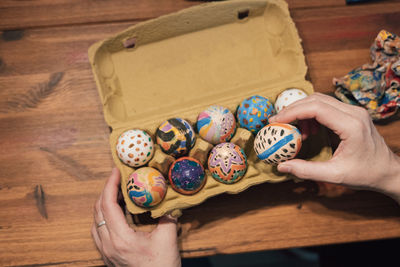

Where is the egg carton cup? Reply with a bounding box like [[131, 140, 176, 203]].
[[89, 0, 332, 218], [113, 118, 330, 218]]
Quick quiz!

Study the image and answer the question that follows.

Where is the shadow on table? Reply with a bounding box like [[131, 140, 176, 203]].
[[178, 181, 400, 231], [129, 178, 400, 233], [181, 237, 400, 267]]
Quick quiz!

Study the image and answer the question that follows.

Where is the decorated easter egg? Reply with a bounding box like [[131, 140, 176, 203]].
[[156, 118, 196, 157], [168, 157, 206, 195], [116, 129, 154, 167], [274, 88, 308, 113], [127, 167, 167, 208], [208, 142, 248, 184], [237, 95, 275, 134], [197, 105, 236, 145], [254, 123, 302, 165]]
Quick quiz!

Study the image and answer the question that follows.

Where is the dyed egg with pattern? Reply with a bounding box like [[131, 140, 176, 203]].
[[274, 88, 308, 113], [254, 123, 302, 165], [208, 142, 248, 184], [127, 167, 167, 208], [156, 118, 196, 157], [168, 157, 206, 195], [116, 129, 154, 167], [237, 95, 275, 134], [197, 105, 236, 145]]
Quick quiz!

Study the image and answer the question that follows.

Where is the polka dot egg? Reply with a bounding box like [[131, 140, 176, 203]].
[[237, 95, 275, 134], [127, 167, 167, 208], [168, 157, 206, 195], [274, 88, 308, 113], [197, 105, 236, 145], [156, 118, 196, 157], [208, 142, 248, 184], [116, 129, 154, 167], [254, 123, 302, 165]]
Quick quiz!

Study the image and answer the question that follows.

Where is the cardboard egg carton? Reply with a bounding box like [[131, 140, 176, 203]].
[[89, 0, 332, 218]]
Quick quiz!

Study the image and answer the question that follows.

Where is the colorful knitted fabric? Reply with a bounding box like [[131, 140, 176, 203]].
[[333, 30, 400, 120]]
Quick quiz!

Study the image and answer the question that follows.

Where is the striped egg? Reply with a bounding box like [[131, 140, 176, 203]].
[[254, 123, 302, 165], [197, 105, 236, 145]]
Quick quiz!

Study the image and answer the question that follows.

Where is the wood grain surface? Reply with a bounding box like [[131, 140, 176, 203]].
[[1, 0, 400, 266]]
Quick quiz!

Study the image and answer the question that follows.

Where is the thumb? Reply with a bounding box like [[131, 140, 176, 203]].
[[277, 159, 339, 183], [153, 215, 178, 241]]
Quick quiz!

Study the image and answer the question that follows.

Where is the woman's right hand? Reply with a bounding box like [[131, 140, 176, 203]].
[[269, 93, 400, 203]]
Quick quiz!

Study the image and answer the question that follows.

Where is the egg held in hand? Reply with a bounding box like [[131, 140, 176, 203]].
[[254, 123, 302, 165]]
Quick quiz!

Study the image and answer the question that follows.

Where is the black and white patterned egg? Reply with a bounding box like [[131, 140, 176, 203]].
[[254, 123, 302, 165]]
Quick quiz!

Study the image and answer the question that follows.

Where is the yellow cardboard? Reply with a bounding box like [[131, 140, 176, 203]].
[[89, 0, 332, 218]]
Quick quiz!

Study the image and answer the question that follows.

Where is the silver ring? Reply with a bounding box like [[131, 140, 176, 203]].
[[97, 220, 106, 228]]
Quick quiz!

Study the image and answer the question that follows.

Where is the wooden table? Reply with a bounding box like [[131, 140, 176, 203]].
[[1, 0, 400, 266]]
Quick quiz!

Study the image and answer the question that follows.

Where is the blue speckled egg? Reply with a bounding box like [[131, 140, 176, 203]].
[[237, 95, 275, 134]]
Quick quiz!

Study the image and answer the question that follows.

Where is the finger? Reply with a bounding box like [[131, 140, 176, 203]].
[[95, 193, 111, 242], [91, 224, 114, 267], [94, 196, 104, 225], [279, 93, 366, 120], [277, 159, 342, 184], [309, 93, 367, 118], [101, 168, 132, 236], [269, 99, 357, 140], [152, 215, 178, 242], [91, 223, 103, 252]]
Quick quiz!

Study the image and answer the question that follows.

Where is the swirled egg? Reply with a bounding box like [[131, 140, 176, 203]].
[[208, 142, 248, 184], [168, 157, 206, 195], [127, 167, 167, 208], [254, 123, 302, 165], [274, 88, 308, 113], [197, 105, 236, 145], [156, 118, 196, 157], [116, 129, 154, 167], [237, 95, 275, 134]]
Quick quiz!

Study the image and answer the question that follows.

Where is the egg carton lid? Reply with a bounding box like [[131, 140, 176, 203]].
[[88, 0, 308, 131]]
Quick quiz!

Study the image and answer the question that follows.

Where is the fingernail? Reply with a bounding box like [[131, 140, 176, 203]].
[[269, 115, 277, 123], [278, 164, 291, 173]]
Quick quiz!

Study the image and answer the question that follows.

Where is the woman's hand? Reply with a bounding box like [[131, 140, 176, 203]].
[[92, 168, 181, 267], [270, 93, 400, 203]]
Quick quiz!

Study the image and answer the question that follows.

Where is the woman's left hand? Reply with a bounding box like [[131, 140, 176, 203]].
[[92, 168, 181, 267]]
